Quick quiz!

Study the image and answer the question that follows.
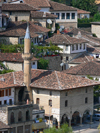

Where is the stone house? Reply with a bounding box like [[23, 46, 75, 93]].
[[0, 53, 39, 71], [0, 21, 50, 45], [0, 121, 12, 133], [45, 33, 88, 70], [65, 61, 100, 104], [91, 22, 100, 38]]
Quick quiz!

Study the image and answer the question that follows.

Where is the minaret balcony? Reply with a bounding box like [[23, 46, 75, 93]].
[[22, 53, 33, 60]]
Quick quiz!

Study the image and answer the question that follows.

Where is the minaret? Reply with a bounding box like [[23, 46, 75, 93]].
[[22, 22, 33, 103]]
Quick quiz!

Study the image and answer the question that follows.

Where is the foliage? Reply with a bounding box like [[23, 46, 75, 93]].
[[78, 18, 93, 24], [38, 58, 49, 70], [78, 23, 91, 28], [44, 123, 73, 133], [55, 23, 60, 33], [0, 69, 14, 74], [93, 12, 100, 22], [72, 0, 98, 16], [92, 33, 97, 37], [87, 75, 100, 97], [0, 44, 24, 53]]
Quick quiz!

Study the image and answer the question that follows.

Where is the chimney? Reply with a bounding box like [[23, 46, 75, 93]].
[[57, 30, 60, 35], [22, 22, 33, 103], [78, 31, 81, 38]]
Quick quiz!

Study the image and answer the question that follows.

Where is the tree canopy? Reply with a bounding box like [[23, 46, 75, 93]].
[[44, 123, 73, 133], [72, 0, 98, 16]]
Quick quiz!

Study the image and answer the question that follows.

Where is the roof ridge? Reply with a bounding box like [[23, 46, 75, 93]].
[[84, 54, 90, 62], [55, 71, 62, 90], [63, 35, 71, 44], [13, 72, 16, 84]]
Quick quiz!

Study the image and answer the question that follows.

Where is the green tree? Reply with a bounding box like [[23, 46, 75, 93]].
[[44, 123, 73, 133], [93, 12, 100, 22], [87, 75, 100, 98], [72, 0, 98, 16], [38, 58, 49, 69]]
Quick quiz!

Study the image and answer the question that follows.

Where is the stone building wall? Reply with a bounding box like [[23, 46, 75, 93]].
[[43, 56, 62, 71], [2, 11, 30, 21], [5, 62, 23, 71], [0, 107, 8, 125], [58, 22, 77, 28], [0, 36, 18, 44]]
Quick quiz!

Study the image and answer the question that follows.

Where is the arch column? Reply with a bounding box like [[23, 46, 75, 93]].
[[79, 114, 82, 126], [68, 119, 71, 127]]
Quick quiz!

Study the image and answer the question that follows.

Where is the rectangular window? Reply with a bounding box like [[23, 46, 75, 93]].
[[85, 97, 88, 104], [49, 100, 52, 106], [62, 13, 65, 19], [66, 57, 68, 61], [9, 99, 12, 105], [65, 100, 68, 107], [15, 16, 18, 22], [72, 45, 74, 51], [66, 13, 70, 19], [9, 89, 11, 96], [0, 101, 2, 105], [4, 100, 7, 105], [76, 44, 78, 50], [56, 13, 59, 19], [20, 38, 24, 44], [80, 44, 82, 49], [33, 62, 35, 65], [6, 89, 8, 96], [61, 56, 63, 60], [1, 90, 4, 97], [83, 44, 85, 49], [36, 98, 39, 104], [72, 13, 75, 19], [66, 45, 68, 51], [37, 90, 39, 94], [50, 91, 52, 96]]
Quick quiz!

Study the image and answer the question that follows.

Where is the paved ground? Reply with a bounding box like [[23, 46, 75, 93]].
[[73, 121, 100, 133]]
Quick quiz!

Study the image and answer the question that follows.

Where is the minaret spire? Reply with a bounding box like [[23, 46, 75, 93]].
[[22, 22, 33, 103]]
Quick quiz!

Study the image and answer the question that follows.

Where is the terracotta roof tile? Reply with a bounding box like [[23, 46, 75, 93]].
[[0, 69, 100, 90], [65, 61, 100, 76], [0, 53, 39, 62], [45, 34, 87, 45], [31, 11, 57, 19], [49, 1, 77, 11], [69, 53, 96, 64], [23, 0, 50, 8], [0, 21, 50, 37], [2, 3, 37, 11]]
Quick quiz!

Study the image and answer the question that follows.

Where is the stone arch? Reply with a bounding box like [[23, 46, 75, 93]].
[[18, 111, 22, 122], [10, 112, 14, 124], [26, 110, 30, 121], [61, 113, 70, 125], [71, 111, 80, 125], [82, 109, 92, 124]]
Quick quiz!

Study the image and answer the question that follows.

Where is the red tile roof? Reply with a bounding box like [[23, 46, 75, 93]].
[[31, 11, 57, 19], [0, 21, 50, 37], [0, 69, 100, 90], [45, 34, 88, 45], [23, 0, 50, 8], [49, 1, 77, 11], [69, 53, 96, 64], [77, 9, 90, 14], [0, 53, 39, 63], [2, 3, 37, 11], [65, 61, 100, 76]]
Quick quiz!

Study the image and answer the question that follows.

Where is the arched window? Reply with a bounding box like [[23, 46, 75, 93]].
[[26, 110, 30, 121], [18, 111, 22, 122], [65, 100, 68, 107], [36, 98, 40, 104], [10, 112, 14, 124]]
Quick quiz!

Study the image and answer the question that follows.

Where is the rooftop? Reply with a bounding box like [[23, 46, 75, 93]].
[[0, 21, 50, 37], [45, 34, 87, 45], [31, 11, 57, 19], [49, 1, 77, 11], [0, 121, 11, 130], [2, 3, 37, 11], [0, 69, 99, 90], [65, 61, 100, 76], [0, 53, 39, 63], [23, 0, 50, 8]]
